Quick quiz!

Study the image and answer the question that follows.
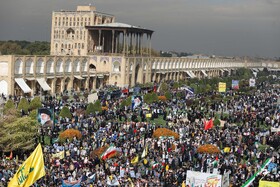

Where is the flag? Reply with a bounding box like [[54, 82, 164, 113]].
[[6, 151, 13, 160], [224, 147, 230, 153], [101, 146, 117, 160], [204, 119, 213, 130], [52, 151, 65, 160], [141, 146, 148, 158], [131, 155, 139, 164], [8, 144, 45, 187], [152, 162, 159, 169]]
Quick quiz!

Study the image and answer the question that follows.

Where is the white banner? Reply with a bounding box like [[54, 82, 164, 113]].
[[271, 127, 280, 132], [249, 78, 256, 87], [186, 170, 222, 187]]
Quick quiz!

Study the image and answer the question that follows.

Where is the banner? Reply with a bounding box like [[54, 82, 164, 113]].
[[107, 174, 120, 186], [38, 108, 54, 127], [186, 170, 222, 187], [259, 180, 280, 187], [218, 82, 226, 92], [249, 78, 256, 87], [232, 80, 239, 90], [131, 95, 143, 110], [52, 151, 65, 160], [271, 127, 280, 132], [8, 144, 45, 187]]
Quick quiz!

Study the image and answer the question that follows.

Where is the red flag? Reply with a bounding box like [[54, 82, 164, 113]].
[[153, 86, 157, 92], [204, 119, 213, 130]]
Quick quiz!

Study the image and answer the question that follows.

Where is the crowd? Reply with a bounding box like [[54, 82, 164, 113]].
[[0, 82, 280, 187]]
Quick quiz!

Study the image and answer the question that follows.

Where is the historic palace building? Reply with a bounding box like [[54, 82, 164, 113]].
[[0, 5, 279, 96]]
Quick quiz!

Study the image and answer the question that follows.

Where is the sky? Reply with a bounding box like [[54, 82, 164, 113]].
[[0, 0, 279, 58]]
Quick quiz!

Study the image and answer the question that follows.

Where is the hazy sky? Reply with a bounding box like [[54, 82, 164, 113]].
[[0, 0, 279, 57]]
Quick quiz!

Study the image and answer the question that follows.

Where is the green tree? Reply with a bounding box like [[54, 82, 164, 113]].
[[3, 99, 15, 115], [86, 100, 102, 115], [0, 116, 39, 151], [160, 83, 169, 93], [172, 82, 179, 90], [29, 96, 42, 111], [165, 91, 172, 100], [86, 102, 95, 115], [92, 100, 102, 113], [17, 98, 30, 113], [144, 93, 158, 104], [59, 106, 72, 118], [29, 109, 38, 120], [120, 96, 132, 108], [213, 117, 221, 127]]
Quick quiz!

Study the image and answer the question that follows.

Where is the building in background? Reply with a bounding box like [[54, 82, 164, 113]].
[[51, 5, 115, 56], [0, 5, 278, 96]]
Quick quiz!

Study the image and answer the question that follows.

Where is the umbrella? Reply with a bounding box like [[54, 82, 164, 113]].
[[197, 144, 221, 154]]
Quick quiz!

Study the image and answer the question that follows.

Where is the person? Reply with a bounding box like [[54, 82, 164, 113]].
[[38, 108, 53, 128]]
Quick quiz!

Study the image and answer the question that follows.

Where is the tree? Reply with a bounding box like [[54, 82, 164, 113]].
[[86, 100, 102, 115], [160, 83, 169, 93], [59, 106, 72, 118], [144, 92, 158, 104], [172, 82, 179, 90], [92, 100, 102, 113], [29, 109, 38, 120], [29, 96, 42, 111], [17, 97, 30, 114], [86, 102, 95, 115], [164, 91, 172, 100], [0, 116, 39, 151], [120, 96, 132, 108], [3, 99, 15, 115]]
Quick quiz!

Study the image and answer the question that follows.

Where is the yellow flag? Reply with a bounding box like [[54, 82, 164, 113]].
[[8, 144, 46, 187], [52, 151, 65, 160], [131, 155, 139, 164], [224, 147, 230, 153], [166, 164, 169, 171]]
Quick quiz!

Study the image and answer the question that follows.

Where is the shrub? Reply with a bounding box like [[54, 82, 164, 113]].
[[86, 100, 102, 115], [86, 102, 95, 115], [3, 99, 15, 115], [152, 128, 179, 140], [17, 98, 29, 113], [59, 106, 72, 118], [120, 96, 132, 108], [29, 109, 38, 120], [214, 117, 221, 127], [93, 100, 102, 113], [144, 92, 158, 104], [29, 96, 42, 110], [102, 106, 108, 111], [164, 92, 172, 100], [160, 83, 169, 93], [158, 96, 167, 102], [59, 129, 82, 142]]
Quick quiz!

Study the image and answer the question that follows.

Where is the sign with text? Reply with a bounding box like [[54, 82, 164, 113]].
[[186, 170, 222, 187]]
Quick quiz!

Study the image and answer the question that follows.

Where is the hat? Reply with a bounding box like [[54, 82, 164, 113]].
[[39, 108, 52, 118]]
